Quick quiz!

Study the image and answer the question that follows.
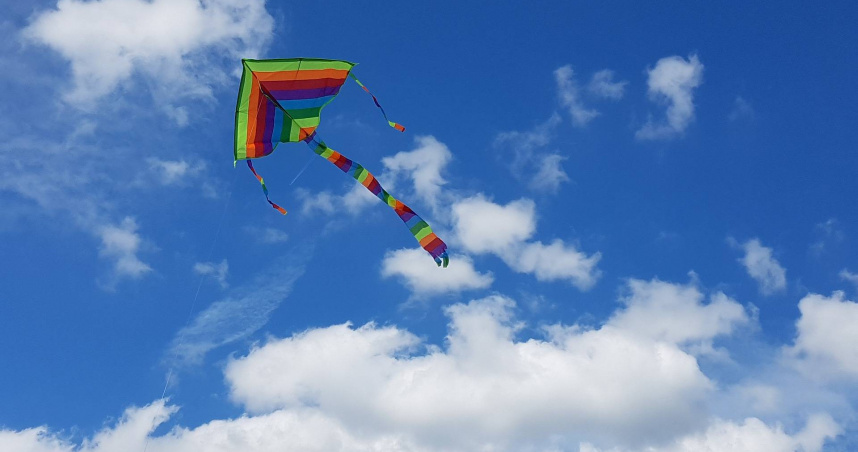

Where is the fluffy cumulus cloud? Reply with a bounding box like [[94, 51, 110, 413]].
[[24, 0, 274, 114], [608, 278, 749, 348], [0, 403, 839, 452], [452, 195, 601, 289], [581, 414, 839, 452], [1, 290, 847, 451], [733, 238, 787, 295], [382, 135, 452, 210], [786, 291, 858, 379], [555, 65, 600, 126], [636, 54, 704, 140], [224, 295, 714, 449], [381, 248, 493, 295], [452, 195, 536, 253]]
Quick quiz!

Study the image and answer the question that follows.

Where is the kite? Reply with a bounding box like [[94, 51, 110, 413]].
[[234, 58, 449, 267]]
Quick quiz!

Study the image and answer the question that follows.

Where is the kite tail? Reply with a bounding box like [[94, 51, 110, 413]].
[[349, 73, 406, 133], [304, 132, 449, 267], [246, 160, 287, 215]]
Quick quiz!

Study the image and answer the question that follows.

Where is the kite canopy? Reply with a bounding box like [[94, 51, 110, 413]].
[[234, 58, 449, 267]]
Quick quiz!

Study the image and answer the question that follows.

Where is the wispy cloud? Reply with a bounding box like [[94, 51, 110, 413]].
[[243, 226, 289, 244], [529, 153, 570, 192], [494, 114, 570, 193], [636, 54, 704, 140], [194, 259, 229, 289], [730, 237, 787, 295], [167, 259, 306, 368], [728, 96, 755, 122], [146, 158, 206, 186], [98, 217, 151, 282], [554, 65, 600, 126], [810, 218, 844, 256], [588, 69, 628, 100]]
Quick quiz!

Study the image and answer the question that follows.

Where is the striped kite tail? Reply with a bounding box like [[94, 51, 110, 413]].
[[304, 133, 449, 267]]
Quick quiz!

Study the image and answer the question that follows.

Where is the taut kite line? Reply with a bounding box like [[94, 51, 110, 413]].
[[234, 58, 449, 267]]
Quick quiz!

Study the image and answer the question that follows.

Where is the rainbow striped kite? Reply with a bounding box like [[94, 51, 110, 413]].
[[234, 58, 449, 267]]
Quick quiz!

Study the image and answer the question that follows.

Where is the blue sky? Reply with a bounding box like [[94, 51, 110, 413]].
[[2, 1, 858, 451]]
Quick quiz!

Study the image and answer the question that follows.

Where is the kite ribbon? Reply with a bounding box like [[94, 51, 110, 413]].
[[303, 132, 449, 267], [349, 73, 406, 132], [246, 160, 287, 215]]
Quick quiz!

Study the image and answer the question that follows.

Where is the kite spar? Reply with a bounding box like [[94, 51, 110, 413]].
[[234, 58, 449, 267]]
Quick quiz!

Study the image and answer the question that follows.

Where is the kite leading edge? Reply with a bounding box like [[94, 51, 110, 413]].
[[234, 58, 449, 267]]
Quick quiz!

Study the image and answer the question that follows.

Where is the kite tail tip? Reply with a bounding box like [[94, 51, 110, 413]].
[[434, 251, 450, 268], [389, 121, 406, 133]]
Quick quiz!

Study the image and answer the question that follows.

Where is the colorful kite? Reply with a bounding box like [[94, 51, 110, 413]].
[[234, 58, 449, 267]]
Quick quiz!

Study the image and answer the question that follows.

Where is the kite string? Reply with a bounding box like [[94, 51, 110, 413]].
[[289, 152, 317, 185], [141, 168, 238, 452]]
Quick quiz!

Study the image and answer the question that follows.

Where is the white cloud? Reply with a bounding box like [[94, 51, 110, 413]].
[[24, 0, 273, 114], [494, 114, 570, 193], [0, 133, 159, 286], [193, 259, 229, 289], [733, 238, 787, 295], [588, 69, 628, 100], [98, 216, 151, 280], [513, 240, 601, 290], [382, 136, 452, 211], [225, 296, 713, 448], [810, 218, 844, 256], [146, 158, 205, 186], [729, 96, 755, 122], [451, 195, 600, 289], [299, 190, 337, 216], [241, 226, 289, 244], [3, 402, 838, 452], [2, 291, 846, 452], [342, 182, 380, 214], [636, 54, 704, 140], [294, 136, 451, 218], [381, 248, 493, 295], [581, 414, 839, 452], [529, 153, 570, 193], [494, 113, 561, 159], [786, 291, 858, 379], [555, 65, 600, 126], [840, 268, 858, 289], [452, 195, 536, 254], [608, 278, 749, 347], [167, 262, 304, 367]]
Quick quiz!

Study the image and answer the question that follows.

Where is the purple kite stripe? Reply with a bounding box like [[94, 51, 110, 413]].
[[269, 86, 342, 101]]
